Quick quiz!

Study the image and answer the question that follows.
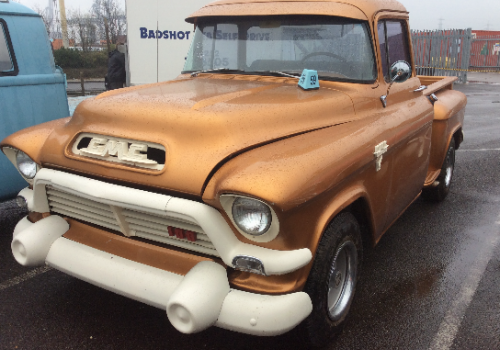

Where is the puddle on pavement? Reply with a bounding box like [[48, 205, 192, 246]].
[[388, 268, 443, 299]]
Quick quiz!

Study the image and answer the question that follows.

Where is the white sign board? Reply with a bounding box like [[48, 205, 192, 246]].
[[126, 0, 210, 86]]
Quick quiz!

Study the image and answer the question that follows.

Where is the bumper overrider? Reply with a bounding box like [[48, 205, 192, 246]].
[[11, 169, 313, 336]]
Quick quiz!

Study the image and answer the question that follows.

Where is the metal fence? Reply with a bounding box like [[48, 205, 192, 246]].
[[469, 34, 500, 71], [411, 29, 473, 83]]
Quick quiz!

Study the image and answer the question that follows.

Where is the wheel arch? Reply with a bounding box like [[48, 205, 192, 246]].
[[345, 197, 376, 250], [453, 127, 464, 150], [313, 187, 377, 257]]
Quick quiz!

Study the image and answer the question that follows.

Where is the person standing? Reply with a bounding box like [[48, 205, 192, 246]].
[[105, 42, 126, 90]]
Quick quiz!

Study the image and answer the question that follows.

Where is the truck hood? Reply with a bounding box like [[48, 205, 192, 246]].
[[40, 75, 355, 196]]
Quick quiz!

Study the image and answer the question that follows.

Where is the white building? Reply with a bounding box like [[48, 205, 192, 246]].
[[126, 0, 210, 86]]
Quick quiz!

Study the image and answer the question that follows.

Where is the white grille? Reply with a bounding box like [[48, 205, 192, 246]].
[[46, 186, 219, 257]]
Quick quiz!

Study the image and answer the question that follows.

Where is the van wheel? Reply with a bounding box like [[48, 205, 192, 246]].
[[302, 212, 362, 347], [422, 138, 456, 202]]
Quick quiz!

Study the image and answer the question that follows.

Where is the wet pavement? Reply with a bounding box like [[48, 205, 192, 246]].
[[0, 82, 499, 349], [467, 72, 500, 85]]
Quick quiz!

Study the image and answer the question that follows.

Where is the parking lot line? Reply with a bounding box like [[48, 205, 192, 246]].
[[0, 266, 52, 292], [429, 215, 500, 350], [457, 149, 500, 152]]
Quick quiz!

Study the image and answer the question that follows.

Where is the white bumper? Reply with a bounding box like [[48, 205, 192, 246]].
[[12, 217, 313, 336]]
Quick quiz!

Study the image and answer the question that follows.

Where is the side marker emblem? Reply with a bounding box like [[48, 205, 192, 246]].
[[374, 141, 389, 172]]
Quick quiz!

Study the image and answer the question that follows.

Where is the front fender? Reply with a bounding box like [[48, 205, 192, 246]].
[[202, 118, 384, 252], [0, 117, 71, 164], [202, 124, 384, 294]]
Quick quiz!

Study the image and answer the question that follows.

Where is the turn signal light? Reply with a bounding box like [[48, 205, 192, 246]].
[[232, 256, 266, 275]]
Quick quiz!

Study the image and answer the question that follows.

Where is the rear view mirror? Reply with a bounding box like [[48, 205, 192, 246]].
[[389, 60, 411, 83]]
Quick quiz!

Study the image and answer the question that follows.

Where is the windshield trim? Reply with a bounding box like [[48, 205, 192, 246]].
[[182, 69, 377, 85], [182, 15, 378, 84]]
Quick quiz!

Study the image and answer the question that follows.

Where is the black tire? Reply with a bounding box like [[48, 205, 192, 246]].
[[302, 212, 363, 347], [422, 138, 456, 202]]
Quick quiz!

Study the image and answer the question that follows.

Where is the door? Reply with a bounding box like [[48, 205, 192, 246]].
[[375, 17, 434, 229]]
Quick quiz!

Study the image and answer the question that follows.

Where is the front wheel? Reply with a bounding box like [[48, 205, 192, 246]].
[[422, 138, 456, 202], [302, 212, 362, 347]]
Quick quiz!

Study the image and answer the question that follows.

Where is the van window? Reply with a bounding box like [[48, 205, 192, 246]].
[[0, 20, 17, 75]]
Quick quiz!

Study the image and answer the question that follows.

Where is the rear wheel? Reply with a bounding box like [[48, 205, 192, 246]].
[[302, 212, 362, 347], [422, 138, 456, 202]]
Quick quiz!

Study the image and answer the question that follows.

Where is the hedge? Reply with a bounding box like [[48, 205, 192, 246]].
[[54, 48, 108, 69]]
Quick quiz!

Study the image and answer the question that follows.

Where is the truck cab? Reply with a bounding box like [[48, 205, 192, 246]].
[[0, 0, 69, 200]]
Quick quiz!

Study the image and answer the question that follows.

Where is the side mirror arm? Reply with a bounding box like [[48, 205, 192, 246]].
[[380, 61, 411, 108]]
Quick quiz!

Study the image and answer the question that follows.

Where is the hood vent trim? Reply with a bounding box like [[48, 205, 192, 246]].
[[72, 133, 166, 171]]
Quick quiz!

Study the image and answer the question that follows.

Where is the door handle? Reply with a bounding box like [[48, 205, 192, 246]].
[[413, 85, 428, 92]]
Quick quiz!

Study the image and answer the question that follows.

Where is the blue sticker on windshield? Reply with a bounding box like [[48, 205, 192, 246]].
[[298, 69, 320, 91]]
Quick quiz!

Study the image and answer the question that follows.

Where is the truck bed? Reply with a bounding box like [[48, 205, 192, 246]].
[[418, 76, 457, 95]]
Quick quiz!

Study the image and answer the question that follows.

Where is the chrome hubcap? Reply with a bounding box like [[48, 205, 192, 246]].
[[444, 145, 455, 187], [335, 271, 342, 287], [444, 166, 453, 187], [327, 241, 357, 321]]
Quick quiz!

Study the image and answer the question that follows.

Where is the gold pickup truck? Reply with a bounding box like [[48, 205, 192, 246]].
[[1, 0, 466, 346]]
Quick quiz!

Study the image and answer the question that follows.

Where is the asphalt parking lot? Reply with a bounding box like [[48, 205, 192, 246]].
[[1, 78, 499, 350]]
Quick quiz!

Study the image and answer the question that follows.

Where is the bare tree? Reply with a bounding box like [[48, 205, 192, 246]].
[[91, 0, 126, 45], [67, 10, 98, 52], [33, 4, 53, 37]]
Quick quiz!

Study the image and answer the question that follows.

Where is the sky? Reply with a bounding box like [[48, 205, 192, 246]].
[[13, 0, 500, 31]]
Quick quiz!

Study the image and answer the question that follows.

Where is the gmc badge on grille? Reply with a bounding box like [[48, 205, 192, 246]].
[[80, 137, 158, 166]]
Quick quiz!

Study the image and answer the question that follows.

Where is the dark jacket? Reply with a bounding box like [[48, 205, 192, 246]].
[[107, 49, 125, 84]]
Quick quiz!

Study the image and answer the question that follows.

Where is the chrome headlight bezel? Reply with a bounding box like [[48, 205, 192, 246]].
[[220, 194, 280, 243], [16, 150, 37, 179], [2, 147, 39, 184]]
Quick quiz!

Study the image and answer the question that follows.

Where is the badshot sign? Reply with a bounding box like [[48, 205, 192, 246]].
[[126, 0, 208, 84], [140, 27, 191, 40]]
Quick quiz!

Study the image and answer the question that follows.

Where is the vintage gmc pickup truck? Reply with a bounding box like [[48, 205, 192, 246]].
[[1, 0, 466, 346]]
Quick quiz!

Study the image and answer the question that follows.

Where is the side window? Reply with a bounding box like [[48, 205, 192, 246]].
[[377, 22, 388, 78], [378, 20, 412, 80], [0, 20, 18, 76]]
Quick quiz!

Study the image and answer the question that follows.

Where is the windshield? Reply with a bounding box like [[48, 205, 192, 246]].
[[183, 16, 377, 82]]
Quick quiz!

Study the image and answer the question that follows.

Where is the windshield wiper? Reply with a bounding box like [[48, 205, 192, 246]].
[[190, 68, 245, 77], [268, 71, 301, 79]]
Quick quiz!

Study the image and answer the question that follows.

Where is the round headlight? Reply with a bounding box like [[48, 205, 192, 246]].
[[16, 151, 37, 179], [232, 197, 272, 236]]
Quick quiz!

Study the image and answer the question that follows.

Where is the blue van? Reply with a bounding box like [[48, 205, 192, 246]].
[[0, 0, 69, 200]]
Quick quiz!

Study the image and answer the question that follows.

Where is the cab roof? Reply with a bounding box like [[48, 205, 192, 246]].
[[186, 0, 407, 23]]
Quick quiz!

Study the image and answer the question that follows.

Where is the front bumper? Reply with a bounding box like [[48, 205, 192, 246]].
[[12, 216, 313, 335], [11, 168, 314, 335]]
